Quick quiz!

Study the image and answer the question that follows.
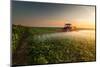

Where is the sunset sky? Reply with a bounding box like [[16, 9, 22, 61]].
[[12, 1, 95, 28]]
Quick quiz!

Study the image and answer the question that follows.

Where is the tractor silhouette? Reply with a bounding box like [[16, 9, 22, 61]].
[[63, 23, 72, 32]]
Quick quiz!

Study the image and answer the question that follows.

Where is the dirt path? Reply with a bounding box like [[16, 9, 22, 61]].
[[12, 32, 30, 66]]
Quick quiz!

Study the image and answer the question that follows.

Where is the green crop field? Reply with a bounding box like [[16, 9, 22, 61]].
[[12, 25, 96, 65]]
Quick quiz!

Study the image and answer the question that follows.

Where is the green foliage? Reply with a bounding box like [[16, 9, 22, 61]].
[[12, 25, 96, 65], [12, 25, 26, 52], [28, 35, 95, 64]]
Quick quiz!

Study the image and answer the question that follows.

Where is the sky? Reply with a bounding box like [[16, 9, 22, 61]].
[[12, 1, 95, 28]]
